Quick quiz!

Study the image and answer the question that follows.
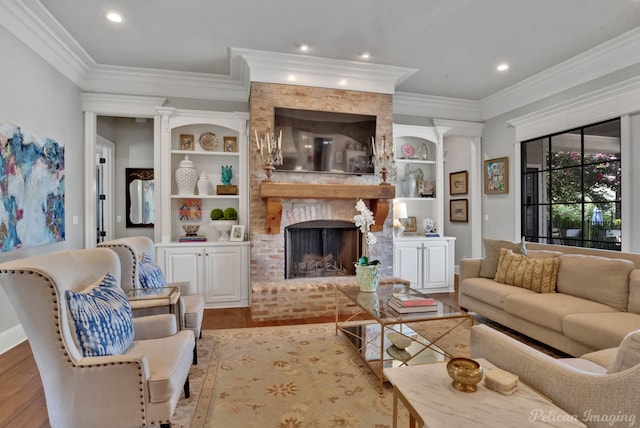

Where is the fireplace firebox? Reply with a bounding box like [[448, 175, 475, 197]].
[[285, 220, 361, 279]]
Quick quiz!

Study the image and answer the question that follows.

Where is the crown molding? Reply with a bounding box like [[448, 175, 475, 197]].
[[81, 93, 167, 116], [0, 0, 92, 85], [432, 119, 484, 137], [82, 65, 248, 102], [482, 26, 640, 120], [507, 74, 640, 142], [393, 92, 483, 122], [231, 48, 416, 94]]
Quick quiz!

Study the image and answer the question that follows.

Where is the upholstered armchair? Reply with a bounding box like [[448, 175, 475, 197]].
[[0, 248, 195, 428], [471, 324, 640, 428], [98, 236, 205, 344]]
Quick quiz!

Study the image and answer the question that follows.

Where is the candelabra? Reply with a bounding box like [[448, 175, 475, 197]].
[[371, 134, 395, 184], [255, 128, 283, 181]]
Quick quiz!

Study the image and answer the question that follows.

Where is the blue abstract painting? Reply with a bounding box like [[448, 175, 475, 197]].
[[0, 123, 65, 252]]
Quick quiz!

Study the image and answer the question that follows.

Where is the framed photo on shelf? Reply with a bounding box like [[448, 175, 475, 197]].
[[230, 225, 245, 241], [484, 157, 509, 194], [399, 217, 417, 233], [179, 134, 194, 151], [419, 180, 435, 197], [223, 136, 238, 152], [449, 170, 468, 195], [450, 199, 469, 222]]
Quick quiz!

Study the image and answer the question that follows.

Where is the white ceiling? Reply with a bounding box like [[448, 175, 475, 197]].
[[6, 0, 640, 115]]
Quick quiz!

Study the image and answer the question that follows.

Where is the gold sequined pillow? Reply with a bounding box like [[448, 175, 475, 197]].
[[494, 248, 560, 293]]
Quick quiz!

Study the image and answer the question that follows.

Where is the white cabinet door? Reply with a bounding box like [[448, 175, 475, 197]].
[[394, 242, 422, 288], [422, 240, 448, 289], [162, 246, 203, 292], [204, 246, 243, 304]]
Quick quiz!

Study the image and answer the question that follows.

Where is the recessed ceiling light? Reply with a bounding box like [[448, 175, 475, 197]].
[[106, 12, 123, 23], [298, 44, 310, 52], [360, 52, 371, 60], [339, 79, 347, 86], [496, 63, 509, 72], [287, 75, 297, 82]]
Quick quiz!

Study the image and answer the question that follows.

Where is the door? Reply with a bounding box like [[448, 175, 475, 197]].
[[162, 246, 202, 293], [422, 240, 448, 289], [205, 246, 243, 304], [394, 242, 422, 288]]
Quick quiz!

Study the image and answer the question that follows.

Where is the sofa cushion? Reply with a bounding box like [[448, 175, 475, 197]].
[[526, 250, 563, 259], [461, 277, 536, 309], [628, 269, 640, 314], [125, 331, 194, 403], [503, 293, 618, 333], [563, 312, 640, 350], [479, 238, 526, 278], [138, 253, 167, 289], [607, 330, 640, 374], [65, 273, 134, 357], [556, 254, 633, 311], [494, 248, 559, 293], [580, 347, 619, 369]]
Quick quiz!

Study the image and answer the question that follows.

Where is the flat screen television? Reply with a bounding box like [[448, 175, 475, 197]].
[[274, 107, 376, 175]]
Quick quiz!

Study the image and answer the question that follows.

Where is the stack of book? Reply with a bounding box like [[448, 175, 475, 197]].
[[178, 235, 207, 242], [389, 293, 438, 313]]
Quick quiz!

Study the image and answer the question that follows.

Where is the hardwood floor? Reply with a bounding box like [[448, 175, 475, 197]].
[[0, 291, 459, 427]]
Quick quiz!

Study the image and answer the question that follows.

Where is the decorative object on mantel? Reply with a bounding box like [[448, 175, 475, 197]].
[[175, 155, 198, 195], [197, 172, 209, 196], [255, 127, 283, 181], [447, 357, 484, 393], [353, 199, 380, 292], [217, 165, 238, 195], [371, 134, 396, 184]]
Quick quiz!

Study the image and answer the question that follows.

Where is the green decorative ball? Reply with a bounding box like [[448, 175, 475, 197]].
[[223, 207, 238, 220], [210, 208, 224, 220]]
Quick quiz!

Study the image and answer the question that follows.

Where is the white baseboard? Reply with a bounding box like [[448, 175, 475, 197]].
[[0, 324, 26, 354]]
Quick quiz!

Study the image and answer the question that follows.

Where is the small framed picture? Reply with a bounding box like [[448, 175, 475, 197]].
[[449, 170, 468, 195], [419, 180, 435, 197], [230, 225, 245, 241], [399, 217, 417, 233], [179, 134, 194, 151], [223, 136, 238, 152], [450, 199, 469, 222], [484, 157, 509, 194]]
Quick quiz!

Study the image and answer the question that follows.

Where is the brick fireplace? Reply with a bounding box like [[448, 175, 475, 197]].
[[248, 82, 397, 321]]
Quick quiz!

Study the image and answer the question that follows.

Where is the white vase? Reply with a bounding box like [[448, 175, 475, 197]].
[[175, 155, 197, 195], [197, 172, 209, 195]]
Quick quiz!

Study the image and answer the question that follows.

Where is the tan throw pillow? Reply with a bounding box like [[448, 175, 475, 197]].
[[479, 238, 526, 278], [494, 248, 560, 293]]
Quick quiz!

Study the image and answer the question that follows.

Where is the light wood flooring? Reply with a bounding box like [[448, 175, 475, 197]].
[[0, 291, 459, 427]]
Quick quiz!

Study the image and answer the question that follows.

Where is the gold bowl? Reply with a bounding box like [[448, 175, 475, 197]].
[[446, 358, 484, 393]]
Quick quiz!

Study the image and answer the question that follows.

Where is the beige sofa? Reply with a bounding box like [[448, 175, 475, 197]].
[[460, 242, 640, 358]]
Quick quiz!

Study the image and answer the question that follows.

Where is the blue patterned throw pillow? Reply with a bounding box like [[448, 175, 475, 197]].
[[137, 253, 167, 288], [65, 273, 134, 357]]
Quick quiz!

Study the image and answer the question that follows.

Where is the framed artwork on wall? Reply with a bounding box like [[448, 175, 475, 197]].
[[484, 157, 509, 194], [450, 199, 469, 222], [449, 170, 468, 195], [223, 136, 238, 152]]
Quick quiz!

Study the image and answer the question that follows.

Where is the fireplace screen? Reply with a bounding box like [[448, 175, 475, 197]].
[[285, 220, 361, 279]]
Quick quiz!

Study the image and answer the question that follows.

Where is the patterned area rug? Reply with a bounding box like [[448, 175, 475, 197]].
[[170, 316, 564, 427], [170, 318, 472, 427]]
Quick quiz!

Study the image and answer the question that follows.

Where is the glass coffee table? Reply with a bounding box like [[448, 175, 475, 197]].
[[335, 283, 472, 389], [126, 286, 182, 330]]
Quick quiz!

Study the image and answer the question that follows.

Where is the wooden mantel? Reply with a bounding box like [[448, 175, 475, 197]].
[[259, 182, 395, 234]]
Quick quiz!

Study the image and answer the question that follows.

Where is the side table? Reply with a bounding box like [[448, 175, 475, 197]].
[[383, 358, 586, 428], [126, 286, 182, 331]]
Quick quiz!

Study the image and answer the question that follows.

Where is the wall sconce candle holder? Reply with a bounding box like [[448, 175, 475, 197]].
[[371, 134, 395, 185], [255, 128, 283, 181]]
